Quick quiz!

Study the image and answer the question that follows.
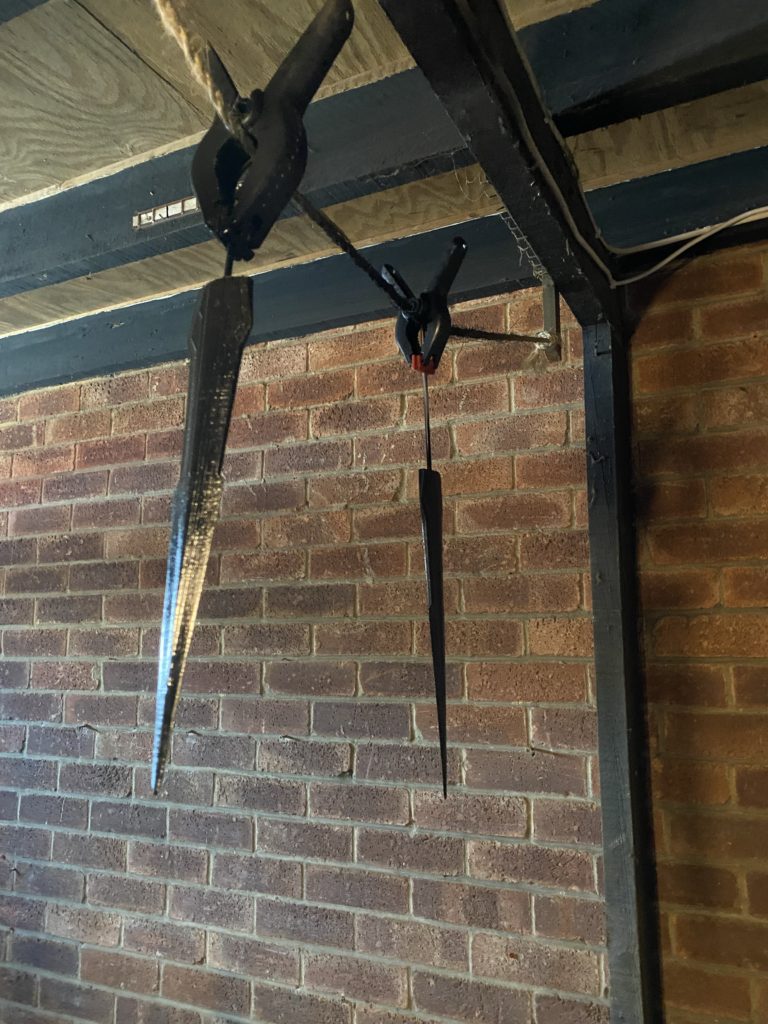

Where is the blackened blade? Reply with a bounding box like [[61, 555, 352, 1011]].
[[152, 276, 253, 793], [419, 466, 448, 797]]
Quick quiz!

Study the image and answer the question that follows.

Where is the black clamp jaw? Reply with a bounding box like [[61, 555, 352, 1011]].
[[191, 0, 353, 263], [383, 237, 467, 374]]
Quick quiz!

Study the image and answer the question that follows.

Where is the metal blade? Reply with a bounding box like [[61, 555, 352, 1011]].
[[151, 276, 253, 792], [419, 466, 448, 797]]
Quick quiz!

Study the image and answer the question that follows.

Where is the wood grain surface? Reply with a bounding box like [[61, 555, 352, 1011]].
[[574, 81, 768, 190], [0, 164, 501, 337], [0, 0, 207, 204]]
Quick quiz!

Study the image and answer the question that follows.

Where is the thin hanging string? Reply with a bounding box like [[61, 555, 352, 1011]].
[[152, 0, 549, 348], [422, 371, 433, 472]]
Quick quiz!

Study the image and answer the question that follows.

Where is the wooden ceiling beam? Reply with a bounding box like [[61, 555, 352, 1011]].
[[0, 70, 469, 300], [0, 215, 535, 396]]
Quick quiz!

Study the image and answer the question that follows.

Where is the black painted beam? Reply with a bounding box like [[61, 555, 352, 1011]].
[[378, 0, 618, 325], [522, 0, 768, 136], [0, 216, 535, 397], [0, 0, 46, 23], [588, 144, 768, 269], [582, 323, 660, 1024], [0, 70, 469, 298], [3, 0, 764, 303]]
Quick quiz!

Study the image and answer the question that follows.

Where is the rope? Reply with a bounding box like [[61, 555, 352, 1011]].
[[291, 191, 412, 314], [152, 0, 231, 128]]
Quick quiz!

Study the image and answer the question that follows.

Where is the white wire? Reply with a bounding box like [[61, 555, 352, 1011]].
[[484, 25, 768, 289]]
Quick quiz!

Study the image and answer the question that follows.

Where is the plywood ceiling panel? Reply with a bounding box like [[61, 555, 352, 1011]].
[[0, 165, 502, 337], [573, 81, 768, 190], [0, 0, 207, 204]]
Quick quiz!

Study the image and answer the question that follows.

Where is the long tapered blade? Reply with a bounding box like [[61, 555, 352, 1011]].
[[151, 276, 253, 792], [419, 466, 448, 796]]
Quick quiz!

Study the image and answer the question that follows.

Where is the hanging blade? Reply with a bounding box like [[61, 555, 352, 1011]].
[[420, 465, 448, 797], [151, 275, 253, 793], [418, 371, 448, 796]]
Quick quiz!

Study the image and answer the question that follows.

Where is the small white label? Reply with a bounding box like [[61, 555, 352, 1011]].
[[132, 195, 199, 230]]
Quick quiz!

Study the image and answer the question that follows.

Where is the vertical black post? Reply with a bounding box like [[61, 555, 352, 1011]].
[[582, 323, 660, 1024]]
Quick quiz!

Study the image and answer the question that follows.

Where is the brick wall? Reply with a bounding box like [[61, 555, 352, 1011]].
[[0, 292, 604, 1022], [632, 242, 768, 1023]]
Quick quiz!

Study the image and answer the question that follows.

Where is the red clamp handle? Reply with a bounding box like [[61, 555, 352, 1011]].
[[411, 354, 436, 375]]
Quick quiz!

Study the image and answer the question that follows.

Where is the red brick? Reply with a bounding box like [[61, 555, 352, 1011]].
[[412, 878, 530, 931], [466, 661, 587, 702], [39, 978, 116, 1021], [257, 896, 354, 948], [314, 620, 410, 656], [656, 862, 738, 910], [266, 438, 352, 477], [360, 660, 462, 699], [465, 748, 587, 796], [169, 808, 253, 850], [81, 950, 159, 995], [0, 478, 41, 507], [220, 479, 305, 517], [266, 659, 355, 696], [263, 508, 350, 547], [170, 885, 253, 931], [456, 491, 571, 532], [162, 964, 250, 1014], [711, 473, 768, 516], [0, 824, 51, 859], [416, 704, 526, 746], [355, 742, 461, 787], [128, 841, 208, 883], [258, 818, 352, 861], [675, 912, 768, 970], [211, 851, 301, 897], [464, 573, 580, 613], [654, 614, 768, 658], [305, 952, 408, 1007], [309, 469, 402, 508], [19, 793, 88, 828], [515, 449, 586, 489], [312, 700, 410, 739], [19, 383, 80, 418], [216, 774, 306, 815], [312, 396, 401, 437], [534, 996, 609, 1024], [354, 426, 450, 467], [306, 864, 408, 912], [0, 894, 44, 931], [307, 324, 391, 370], [124, 920, 205, 963], [356, 914, 467, 970], [13, 444, 75, 477], [662, 961, 751, 1020], [310, 782, 410, 826], [219, 697, 308, 736], [265, 582, 354, 618], [14, 863, 84, 902], [404, 380, 509, 425], [455, 411, 567, 455], [88, 872, 165, 913], [6, 564, 67, 595], [44, 468, 108, 502], [207, 932, 298, 982], [357, 828, 464, 875], [11, 935, 79, 975], [667, 809, 768, 862], [436, 455, 515, 495], [81, 372, 147, 408], [252, 984, 352, 1024], [473, 932, 600, 993], [652, 759, 730, 806], [413, 789, 527, 837], [46, 904, 121, 946], [216, 618, 305, 656], [413, 972, 530, 1023]]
